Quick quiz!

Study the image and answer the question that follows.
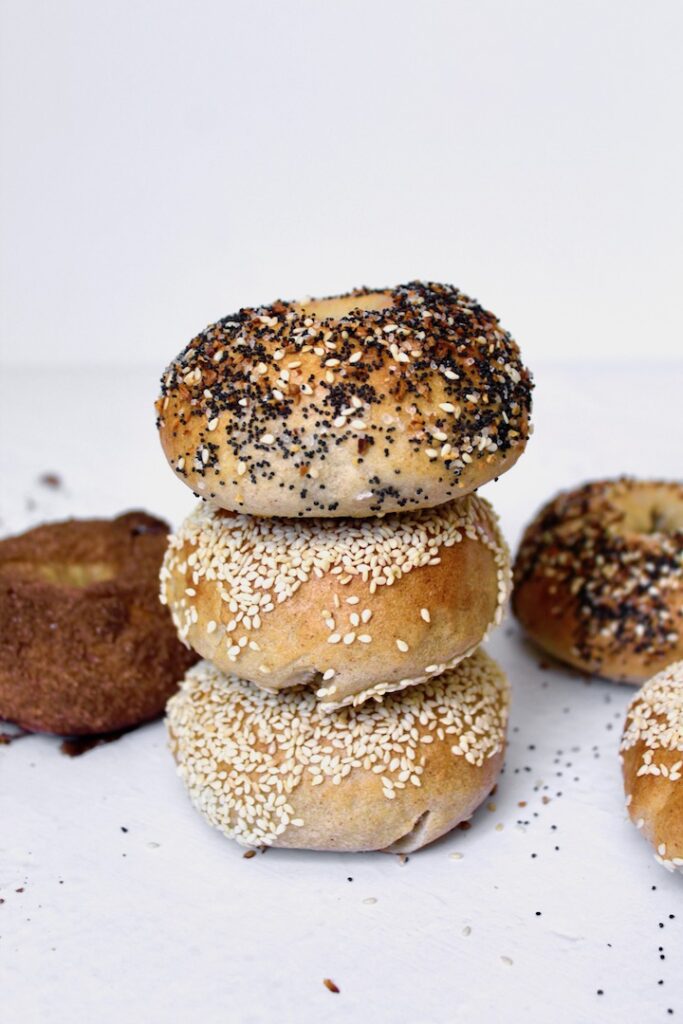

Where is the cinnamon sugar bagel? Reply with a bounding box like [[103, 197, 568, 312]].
[[166, 649, 510, 853], [155, 282, 533, 518], [160, 493, 510, 710], [0, 512, 197, 735], [512, 479, 683, 682], [621, 660, 683, 872]]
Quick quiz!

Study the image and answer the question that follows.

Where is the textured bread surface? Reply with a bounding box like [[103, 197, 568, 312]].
[[513, 479, 683, 682], [161, 493, 510, 708], [156, 282, 532, 517], [166, 649, 509, 852], [0, 511, 198, 734], [621, 660, 683, 872]]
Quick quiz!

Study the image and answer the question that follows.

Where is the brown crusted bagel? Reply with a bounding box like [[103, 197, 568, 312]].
[[621, 660, 683, 872], [160, 493, 510, 710], [512, 479, 683, 682], [155, 282, 533, 518], [0, 512, 197, 735], [166, 649, 509, 853]]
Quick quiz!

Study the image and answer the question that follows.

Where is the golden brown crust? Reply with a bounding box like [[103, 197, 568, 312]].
[[166, 649, 509, 852], [0, 512, 198, 735], [156, 282, 532, 518], [512, 479, 683, 682], [621, 661, 683, 871], [160, 494, 510, 708]]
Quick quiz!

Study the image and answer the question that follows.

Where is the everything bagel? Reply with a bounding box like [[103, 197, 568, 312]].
[[513, 479, 683, 682], [156, 282, 532, 518]]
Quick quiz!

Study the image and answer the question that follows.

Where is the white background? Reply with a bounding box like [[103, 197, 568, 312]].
[[1, 0, 682, 368], [1, 5, 683, 1023]]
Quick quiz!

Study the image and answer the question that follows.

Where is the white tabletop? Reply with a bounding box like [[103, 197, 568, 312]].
[[1, 361, 681, 1024]]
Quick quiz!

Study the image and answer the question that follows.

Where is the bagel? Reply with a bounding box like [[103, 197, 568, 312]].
[[512, 479, 683, 682], [156, 281, 533, 518], [166, 648, 509, 852], [0, 512, 197, 735], [621, 660, 683, 872], [160, 493, 510, 710]]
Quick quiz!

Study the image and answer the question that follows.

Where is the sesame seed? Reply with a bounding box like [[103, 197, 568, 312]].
[[622, 659, 683, 869], [162, 493, 510, 710], [167, 650, 508, 849]]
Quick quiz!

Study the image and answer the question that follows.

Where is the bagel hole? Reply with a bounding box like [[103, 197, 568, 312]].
[[0, 561, 117, 587], [296, 291, 394, 321], [611, 487, 683, 536]]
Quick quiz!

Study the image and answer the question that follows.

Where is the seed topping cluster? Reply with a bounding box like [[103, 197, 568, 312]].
[[166, 650, 509, 847], [156, 281, 533, 515], [514, 479, 683, 668], [160, 494, 510, 706], [622, 660, 683, 871], [622, 661, 683, 780]]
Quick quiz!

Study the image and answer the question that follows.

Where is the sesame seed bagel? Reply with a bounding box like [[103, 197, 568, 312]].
[[0, 512, 197, 735], [160, 493, 510, 710], [512, 479, 683, 683], [621, 661, 683, 872], [166, 648, 509, 852], [155, 281, 533, 518]]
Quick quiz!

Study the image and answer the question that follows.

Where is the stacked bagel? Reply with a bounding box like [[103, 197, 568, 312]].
[[156, 282, 533, 852]]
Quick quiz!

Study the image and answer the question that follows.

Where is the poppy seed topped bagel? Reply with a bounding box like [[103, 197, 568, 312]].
[[513, 479, 683, 682], [156, 282, 533, 518]]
